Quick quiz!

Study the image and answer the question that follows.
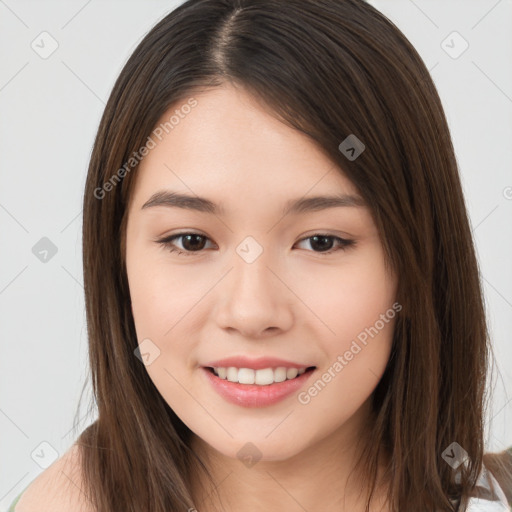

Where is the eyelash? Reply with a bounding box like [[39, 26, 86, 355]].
[[155, 232, 356, 257]]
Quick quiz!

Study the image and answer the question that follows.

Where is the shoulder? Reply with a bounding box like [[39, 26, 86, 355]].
[[14, 443, 96, 512], [483, 448, 512, 506], [464, 457, 511, 511]]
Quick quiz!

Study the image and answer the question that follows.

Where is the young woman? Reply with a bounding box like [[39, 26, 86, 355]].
[[11, 0, 512, 511]]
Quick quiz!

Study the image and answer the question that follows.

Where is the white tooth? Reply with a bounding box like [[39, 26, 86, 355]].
[[255, 368, 275, 385], [286, 368, 298, 379], [226, 367, 239, 383], [238, 368, 255, 384], [274, 367, 287, 382], [218, 366, 306, 385]]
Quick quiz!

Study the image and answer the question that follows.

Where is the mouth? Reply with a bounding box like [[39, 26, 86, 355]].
[[201, 364, 317, 407], [204, 365, 317, 386]]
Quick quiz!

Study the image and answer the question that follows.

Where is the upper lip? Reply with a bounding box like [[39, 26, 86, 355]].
[[202, 356, 315, 370]]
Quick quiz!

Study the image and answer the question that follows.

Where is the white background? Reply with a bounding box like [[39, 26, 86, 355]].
[[1, 0, 511, 509]]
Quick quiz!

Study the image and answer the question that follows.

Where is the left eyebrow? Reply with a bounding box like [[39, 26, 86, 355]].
[[140, 190, 366, 216], [283, 193, 366, 215]]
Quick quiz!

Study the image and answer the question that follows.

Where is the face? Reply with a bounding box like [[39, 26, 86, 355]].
[[125, 82, 398, 463]]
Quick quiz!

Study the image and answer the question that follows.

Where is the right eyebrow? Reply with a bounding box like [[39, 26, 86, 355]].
[[141, 191, 222, 214]]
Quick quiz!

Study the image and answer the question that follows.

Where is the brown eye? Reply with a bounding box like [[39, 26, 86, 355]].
[[309, 235, 335, 252], [156, 233, 214, 256], [295, 234, 355, 254], [178, 234, 208, 251]]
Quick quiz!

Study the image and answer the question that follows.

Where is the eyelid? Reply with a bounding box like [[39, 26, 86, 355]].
[[298, 228, 355, 240]]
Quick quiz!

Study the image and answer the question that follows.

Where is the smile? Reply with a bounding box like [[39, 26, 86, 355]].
[[209, 366, 314, 385], [202, 366, 317, 408]]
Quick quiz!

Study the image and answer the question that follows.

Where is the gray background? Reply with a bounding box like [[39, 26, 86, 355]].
[[1, 0, 511, 508]]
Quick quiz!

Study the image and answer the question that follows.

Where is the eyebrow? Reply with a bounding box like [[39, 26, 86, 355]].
[[141, 190, 366, 216]]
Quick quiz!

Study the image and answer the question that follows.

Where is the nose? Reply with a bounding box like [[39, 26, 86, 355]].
[[214, 247, 294, 339]]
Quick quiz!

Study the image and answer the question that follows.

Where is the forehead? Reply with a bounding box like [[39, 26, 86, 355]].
[[130, 83, 361, 211]]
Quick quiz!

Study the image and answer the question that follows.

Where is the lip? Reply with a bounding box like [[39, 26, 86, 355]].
[[201, 366, 316, 408], [202, 356, 313, 370]]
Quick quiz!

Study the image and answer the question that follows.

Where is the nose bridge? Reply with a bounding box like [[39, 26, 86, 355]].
[[214, 234, 293, 335], [231, 235, 278, 300]]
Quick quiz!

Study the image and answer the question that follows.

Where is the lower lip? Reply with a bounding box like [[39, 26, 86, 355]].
[[201, 367, 316, 408]]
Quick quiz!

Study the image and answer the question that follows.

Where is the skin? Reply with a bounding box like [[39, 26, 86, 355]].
[[125, 82, 398, 512]]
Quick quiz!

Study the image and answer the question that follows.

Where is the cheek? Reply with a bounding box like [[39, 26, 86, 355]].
[[293, 245, 397, 343], [126, 245, 200, 340], [126, 252, 201, 408], [126, 245, 211, 399], [294, 249, 397, 416]]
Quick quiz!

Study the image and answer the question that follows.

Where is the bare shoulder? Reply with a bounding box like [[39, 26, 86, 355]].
[[15, 443, 96, 512]]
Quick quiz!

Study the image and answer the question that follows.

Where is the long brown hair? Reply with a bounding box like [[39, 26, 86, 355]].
[[74, 0, 510, 510]]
